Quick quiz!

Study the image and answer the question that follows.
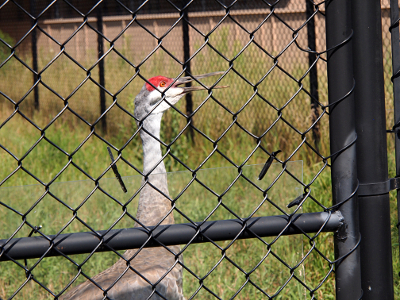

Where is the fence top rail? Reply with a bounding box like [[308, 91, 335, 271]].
[[39, 7, 312, 26], [38, 5, 392, 27]]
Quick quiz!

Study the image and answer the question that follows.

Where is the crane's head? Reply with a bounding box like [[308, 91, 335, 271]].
[[134, 71, 226, 120]]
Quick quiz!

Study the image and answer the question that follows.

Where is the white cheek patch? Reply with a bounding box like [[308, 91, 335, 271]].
[[152, 101, 172, 114], [148, 89, 163, 104], [165, 87, 184, 105], [151, 87, 185, 114]]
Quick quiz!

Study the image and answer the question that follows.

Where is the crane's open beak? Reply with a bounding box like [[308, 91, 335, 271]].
[[152, 71, 228, 115], [174, 71, 228, 94]]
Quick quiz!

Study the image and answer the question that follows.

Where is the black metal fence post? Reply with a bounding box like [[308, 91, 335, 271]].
[[390, 3, 400, 287], [352, 0, 394, 299], [325, 0, 362, 299], [306, 0, 320, 152], [97, 6, 107, 132], [181, 0, 194, 139], [30, 0, 39, 110], [390, 0, 400, 274]]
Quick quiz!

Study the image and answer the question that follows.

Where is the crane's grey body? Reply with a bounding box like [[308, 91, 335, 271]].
[[60, 72, 224, 300]]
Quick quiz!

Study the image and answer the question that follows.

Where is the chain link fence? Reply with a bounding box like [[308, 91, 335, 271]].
[[0, 0, 397, 299], [0, 0, 329, 140]]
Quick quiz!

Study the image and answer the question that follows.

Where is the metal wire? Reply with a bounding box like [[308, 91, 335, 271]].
[[0, 0, 392, 299]]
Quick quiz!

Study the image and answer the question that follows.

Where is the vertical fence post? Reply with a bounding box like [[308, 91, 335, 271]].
[[352, 1, 394, 299], [305, 0, 320, 152], [390, 1, 400, 286], [30, 0, 39, 110], [325, 1, 362, 299], [390, 0, 400, 277], [181, 0, 194, 139], [97, 6, 107, 132]]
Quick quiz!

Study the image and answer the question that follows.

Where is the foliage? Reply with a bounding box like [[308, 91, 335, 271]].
[[0, 30, 13, 63]]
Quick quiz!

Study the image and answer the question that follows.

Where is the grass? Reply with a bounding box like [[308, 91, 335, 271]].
[[0, 159, 309, 299], [0, 32, 399, 299]]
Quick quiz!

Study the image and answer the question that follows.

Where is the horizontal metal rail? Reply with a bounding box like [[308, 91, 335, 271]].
[[0, 211, 343, 261]]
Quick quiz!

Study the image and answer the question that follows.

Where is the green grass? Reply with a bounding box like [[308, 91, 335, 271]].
[[0, 160, 310, 299], [0, 33, 399, 299], [0, 105, 337, 299]]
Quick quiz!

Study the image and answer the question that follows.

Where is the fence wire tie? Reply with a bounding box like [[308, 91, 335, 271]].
[[258, 150, 281, 180], [387, 120, 400, 133], [391, 68, 400, 81], [24, 225, 43, 277], [287, 193, 305, 208], [328, 181, 359, 212], [389, 17, 400, 31], [107, 147, 127, 193], [332, 235, 361, 266]]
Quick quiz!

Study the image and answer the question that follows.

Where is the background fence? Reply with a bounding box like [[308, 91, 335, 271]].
[[1, 0, 330, 141], [0, 0, 398, 299], [0, 1, 397, 139]]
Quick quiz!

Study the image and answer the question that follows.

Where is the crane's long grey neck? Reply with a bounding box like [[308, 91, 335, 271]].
[[140, 113, 166, 176], [135, 113, 174, 227]]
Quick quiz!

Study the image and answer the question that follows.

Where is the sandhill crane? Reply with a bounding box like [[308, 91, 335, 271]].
[[60, 72, 224, 300]]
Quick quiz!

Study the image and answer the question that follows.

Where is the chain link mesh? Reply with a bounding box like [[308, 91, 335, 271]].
[[0, 0, 392, 299]]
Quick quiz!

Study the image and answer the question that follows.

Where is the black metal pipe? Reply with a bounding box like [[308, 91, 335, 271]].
[[390, 0, 400, 279], [30, 0, 39, 110], [325, 1, 362, 299], [305, 0, 320, 152], [352, 1, 394, 299], [181, 0, 194, 139], [97, 6, 107, 132], [0, 211, 343, 261]]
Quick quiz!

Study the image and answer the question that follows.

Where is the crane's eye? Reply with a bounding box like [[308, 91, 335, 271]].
[[159, 81, 166, 87]]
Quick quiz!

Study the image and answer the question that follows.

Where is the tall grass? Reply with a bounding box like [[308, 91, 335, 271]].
[[0, 30, 399, 299], [1, 26, 331, 165]]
